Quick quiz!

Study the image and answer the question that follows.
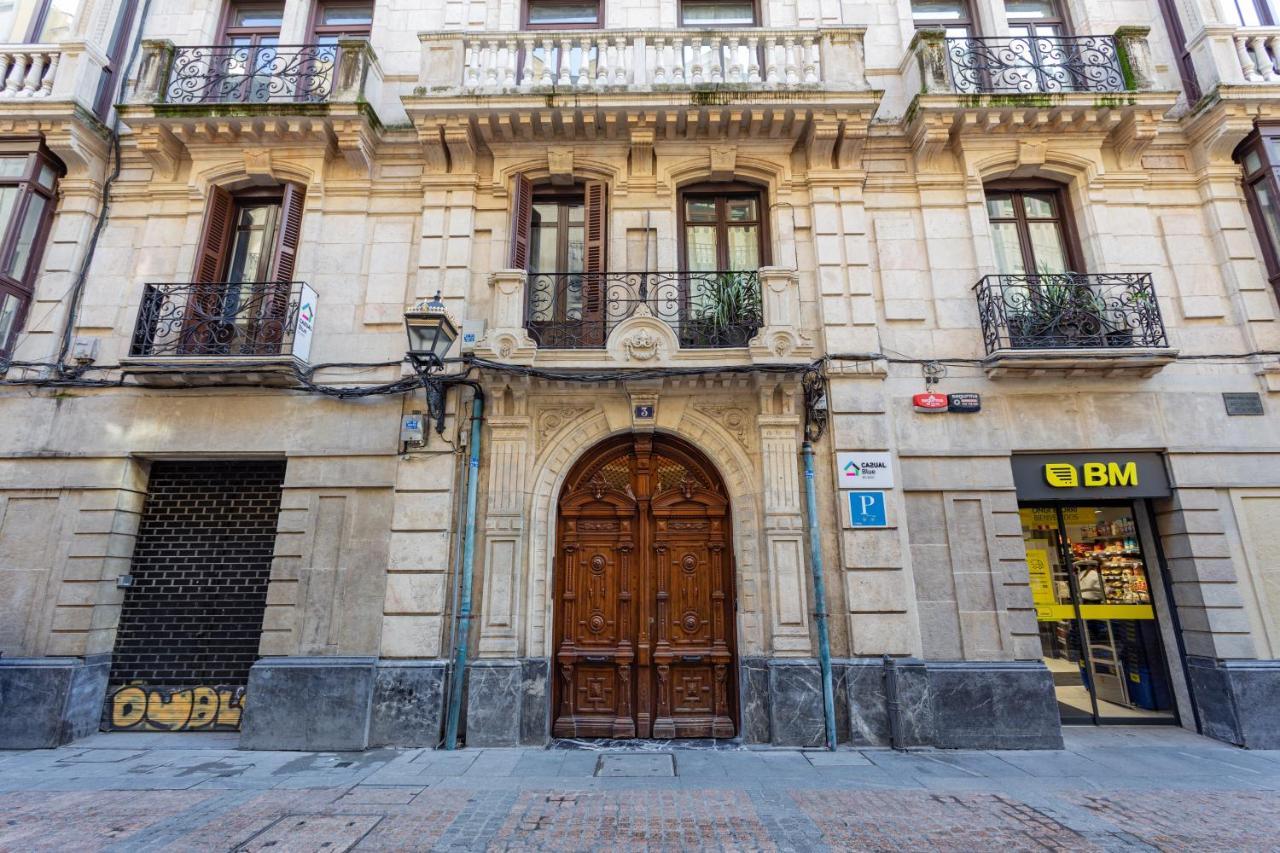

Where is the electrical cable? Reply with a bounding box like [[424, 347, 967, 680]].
[[52, 0, 154, 375]]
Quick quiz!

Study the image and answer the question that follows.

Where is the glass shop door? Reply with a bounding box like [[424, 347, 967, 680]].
[[1019, 503, 1177, 724]]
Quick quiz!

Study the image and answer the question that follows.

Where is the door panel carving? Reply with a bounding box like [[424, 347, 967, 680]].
[[553, 434, 736, 739]]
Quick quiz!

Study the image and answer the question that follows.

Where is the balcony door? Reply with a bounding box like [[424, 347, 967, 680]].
[[307, 1, 373, 99], [516, 176, 608, 348], [217, 1, 284, 102], [181, 184, 303, 355], [680, 185, 765, 347]]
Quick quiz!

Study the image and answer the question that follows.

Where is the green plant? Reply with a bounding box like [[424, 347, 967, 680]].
[[696, 272, 763, 329]]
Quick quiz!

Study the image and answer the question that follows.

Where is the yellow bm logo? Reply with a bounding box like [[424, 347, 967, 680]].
[[1045, 462, 1138, 488]]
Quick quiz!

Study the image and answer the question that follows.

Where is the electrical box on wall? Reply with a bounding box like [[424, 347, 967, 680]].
[[401, 412, 425, 446]]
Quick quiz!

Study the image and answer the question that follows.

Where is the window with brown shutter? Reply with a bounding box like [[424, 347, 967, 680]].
[[194, 186, 235, 284], [510, 173, 534, 270], [521, 178, 610, 348], [581, 180, 607, 339], [183, 182, 305, 355]]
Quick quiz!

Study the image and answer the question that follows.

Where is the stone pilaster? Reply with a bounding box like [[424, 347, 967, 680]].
[[477, 399, 533, 658], [757, 383, 811, 656]]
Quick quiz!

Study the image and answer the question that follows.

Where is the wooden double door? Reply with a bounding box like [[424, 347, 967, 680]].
[[553, 434, 737, 739]]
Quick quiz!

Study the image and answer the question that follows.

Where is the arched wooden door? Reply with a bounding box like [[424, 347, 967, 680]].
[[553, 433, 737, 739]]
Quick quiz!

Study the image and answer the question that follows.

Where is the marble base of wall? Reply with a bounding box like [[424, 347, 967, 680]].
[[463, 659, 548, 747], [835, 659, 1062, 750], [241, 656, 378, 751], [1187, 656, 1280, 749], [0, 655, 110, 748], [370, 660, 449, 748]]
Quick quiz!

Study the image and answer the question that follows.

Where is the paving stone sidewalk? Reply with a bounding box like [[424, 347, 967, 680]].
[[2, 726, 1279, 851]]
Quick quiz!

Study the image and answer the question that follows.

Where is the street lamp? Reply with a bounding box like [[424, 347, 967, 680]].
[[404, 292, 458, 438], [404, 291, 458, 370]]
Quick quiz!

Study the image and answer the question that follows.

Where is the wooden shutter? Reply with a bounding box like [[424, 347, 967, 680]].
[[194, 185, 234, 283], [582, 180, 607, 343], [270, 183, 305, 283], [260, 183, 305, 352], [509, 173, 533, 270]]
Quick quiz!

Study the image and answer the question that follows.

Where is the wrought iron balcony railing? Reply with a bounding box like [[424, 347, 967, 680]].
[[130, 281, 311, 359], [974, 273, 1168, 354], [526, 270, 762, 349], [162, 44, 338, 104], [945, 35, 1126, 94]]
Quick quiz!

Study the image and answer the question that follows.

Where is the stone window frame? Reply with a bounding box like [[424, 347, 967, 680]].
[[678, 0, 760, 28], [0, 139, 63, 359]]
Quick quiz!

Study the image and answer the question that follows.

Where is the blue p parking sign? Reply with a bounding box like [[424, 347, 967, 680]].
[[846, 491, 888, 527]]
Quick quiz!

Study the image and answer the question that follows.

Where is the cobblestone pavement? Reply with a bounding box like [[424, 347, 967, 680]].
[[2, 727, 1279, 851]]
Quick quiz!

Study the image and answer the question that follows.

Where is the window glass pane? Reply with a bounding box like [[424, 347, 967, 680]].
[[566, 223, 584, 272], [686, 198, 717, 222], [1027, 221, 1069, 273], [1230, 0, 1264, 27], [0, 185, 18, 234], [1022, 192, 1057, 219], [36, 163, 55, 190], [990, 222, 1026, 274], [726, 225, 759, 269], [0, 290, 20, 351], [226, 204, 273, 284], [985, 193, 1015, 219], [0, 0, 39, 43], [36, 0, 76, 42], [1265, 137, 1280, 163], [726, 197, 757, 222], [5, 193, 44, 279], [1244, 149, 1263, 174], [527, 2, 598, 25], [911, 0, 969, 23], [232, 5, 284, 27], [1251, 180, 1280, 261], [1005, 0, 1059, 21], [0, 156, 25, 178], [681, 1, 756, 25], [686, 225, 718, 271], [321, 4, 373, 25]]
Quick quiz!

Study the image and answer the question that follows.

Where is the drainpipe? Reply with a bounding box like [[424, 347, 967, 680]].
[[444, 388, 484, 750], [801, 440, 837, 751]]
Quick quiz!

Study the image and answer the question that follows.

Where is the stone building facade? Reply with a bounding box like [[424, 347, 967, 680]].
[[2, 0, 1280, 751]]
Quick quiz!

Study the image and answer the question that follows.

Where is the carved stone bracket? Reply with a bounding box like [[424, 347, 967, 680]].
[[749, 266, 815, 363], [133, 123, 182, 180], [474, 269, 538, 363], [548, 147, 574, 185], [606, 304, 680, 364]]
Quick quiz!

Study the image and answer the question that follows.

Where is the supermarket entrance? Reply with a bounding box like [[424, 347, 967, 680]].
[[1012, 454, 1179, 725]]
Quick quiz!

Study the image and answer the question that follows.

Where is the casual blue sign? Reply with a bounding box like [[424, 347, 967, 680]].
[[846, 491, 888, 527]]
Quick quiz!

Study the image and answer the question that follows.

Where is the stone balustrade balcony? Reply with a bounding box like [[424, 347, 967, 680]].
[[407, 26, 878, 175], [419, 27, 867, 96], [1185, 24, 1280, 99], [0, 41, 109, 111]]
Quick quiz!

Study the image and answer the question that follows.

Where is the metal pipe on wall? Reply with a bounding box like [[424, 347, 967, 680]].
[[802, 440, 837, 751], [444, 389, 485, 749]]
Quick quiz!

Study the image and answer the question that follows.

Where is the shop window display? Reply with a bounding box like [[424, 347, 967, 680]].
[[1020, 504, 1175, 723]]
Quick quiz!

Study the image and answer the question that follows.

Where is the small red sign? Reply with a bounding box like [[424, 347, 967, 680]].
[[912, 392, 948, 413]]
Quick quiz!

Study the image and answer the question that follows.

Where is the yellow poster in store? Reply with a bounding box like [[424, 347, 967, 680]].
[[1062, 507, 1094, 525], [1025, 549, 1055, 620], [1019, 507, 1056, 528]]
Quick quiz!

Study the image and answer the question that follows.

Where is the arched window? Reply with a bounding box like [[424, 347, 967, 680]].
[[0, 141, 61, 357]]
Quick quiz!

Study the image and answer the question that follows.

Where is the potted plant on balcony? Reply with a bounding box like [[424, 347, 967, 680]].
[[1004, 275, 1110, 348], [682, 272, 763, 348]]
